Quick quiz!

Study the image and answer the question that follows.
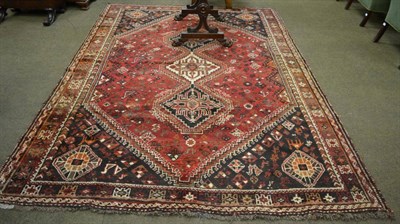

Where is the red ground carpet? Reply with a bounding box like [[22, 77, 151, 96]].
[[0, 4, 392, 220]]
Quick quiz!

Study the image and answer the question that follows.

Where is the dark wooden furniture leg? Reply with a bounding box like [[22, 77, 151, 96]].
[[360, 11, 371, 27], [173, 0, 232, 47], [175, 0, 223, 22], [43, 8, 57, 26], [373, 21, 389, 42], [0, 0, 65, 25], [0, 7, 7, 22], [345, 0, 354, 10]]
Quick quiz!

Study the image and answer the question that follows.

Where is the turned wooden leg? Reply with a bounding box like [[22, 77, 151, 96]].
[[345, 0, 354, 10], [0, 7, 7, 23], [225, 0, 232, 9], [373, 22, 389, 42], [360, 11, 371, 27], [43, 8, 57, 26]]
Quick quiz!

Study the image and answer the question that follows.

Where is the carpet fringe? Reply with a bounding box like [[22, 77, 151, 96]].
[[0, 202, 394, 221], [0, 203, 14, 209]]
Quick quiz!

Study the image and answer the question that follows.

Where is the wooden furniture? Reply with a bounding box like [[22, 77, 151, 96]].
[[374, 0, 399, 42], [344, 0, 391, 27], [0, 0, 66, 26], [191, 0, 232, 9], [173, 0, 232, 47]]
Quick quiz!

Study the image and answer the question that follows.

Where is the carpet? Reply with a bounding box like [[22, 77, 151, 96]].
[[0, 4, 392, 220]]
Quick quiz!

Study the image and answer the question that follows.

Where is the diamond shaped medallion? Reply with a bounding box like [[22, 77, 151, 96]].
[[281, 150, 325, 187], [52, 145, 102, 181], [161, 85, 224, 131], [166, 52, 220, 83], [125, 10, 148, 19]]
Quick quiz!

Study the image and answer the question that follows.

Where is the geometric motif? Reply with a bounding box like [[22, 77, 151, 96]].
[[236, 13, 258, 22], [58, 185, 78, 196], [166, 52, 220, 83], [350, 186, 368, 203], [21, 185, 42, 196], [84, 125, 100, 137], [125, 10, 148, 20], [149, 189, 166, 200], [281, 150, 325, 188], [162, 85, 225, 130], [113, 187, 131, 198], [230, 128, 244, 137], [52, 145, 102, 181], [255, 194, 273, 206], [222, 193, 239, 205], [228, 159, 245, 173], [305, 193, 322, 203], [282, 120, 295, 130]]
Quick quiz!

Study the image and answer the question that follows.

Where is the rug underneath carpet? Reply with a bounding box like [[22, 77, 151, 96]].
[[0, 4, 392, 220]]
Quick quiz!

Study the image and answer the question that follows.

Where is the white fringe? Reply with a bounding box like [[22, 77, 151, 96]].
[[0, 203, 14, 209]]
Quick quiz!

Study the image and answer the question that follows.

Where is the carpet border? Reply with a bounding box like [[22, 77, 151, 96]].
[[265, 8, 394, 219]]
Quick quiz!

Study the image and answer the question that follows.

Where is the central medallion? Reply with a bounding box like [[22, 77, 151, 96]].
[[153, 84, 233, 134], [152, 51, 232, 135], [166, 52, 220, 83], [162, 85, 224, 129]]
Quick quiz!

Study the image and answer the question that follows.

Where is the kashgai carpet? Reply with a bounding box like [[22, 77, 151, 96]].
[[0, 4, 393, 220]]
